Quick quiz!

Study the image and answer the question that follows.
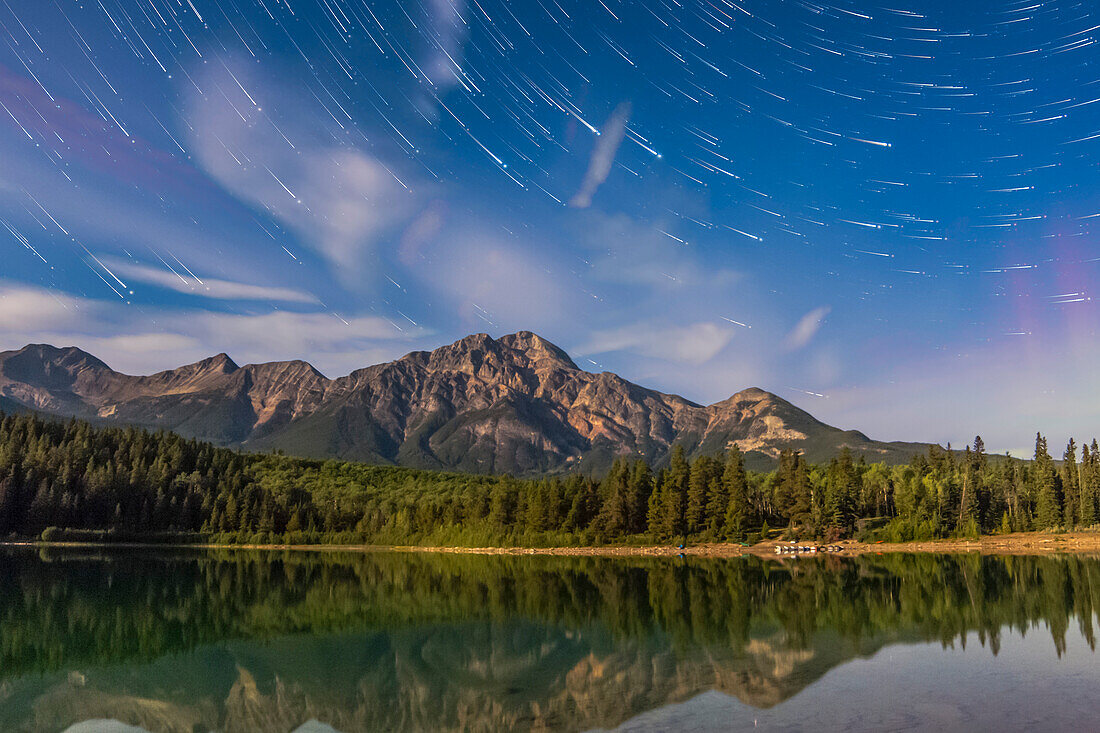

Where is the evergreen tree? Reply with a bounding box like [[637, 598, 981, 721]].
[[1062, 439, 1080, 528], [662, 446, 690, 540], [686, 455, 716, 535], [1034, 434, 1062, 530], [563, 479, 599, 531], [721, 448, 749, 540], [959, 446, 980, 532], [787, 451, 812, 526], [524, 480, 550, 532], [646, 472, 668, 540], [971, 436, 987, 470], [488, 481, 517, 528], [1081, 441, 1099, 527], [705, 455, 731, 538], [626, 461, 652, 534], [823, 448, 857, 534], [596, 459, 632, 536], [0, 473, 18, 534], [7, 406, 1100, 548]]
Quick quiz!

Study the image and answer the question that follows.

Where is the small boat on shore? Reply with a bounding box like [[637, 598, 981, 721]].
[[775, 543, 843, 555]]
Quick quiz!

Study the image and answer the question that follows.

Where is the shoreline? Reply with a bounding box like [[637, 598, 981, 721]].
[[7, 531, 1100, 558]]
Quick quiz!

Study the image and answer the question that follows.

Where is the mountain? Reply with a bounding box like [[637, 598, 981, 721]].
[[0, 332, 933, 474]]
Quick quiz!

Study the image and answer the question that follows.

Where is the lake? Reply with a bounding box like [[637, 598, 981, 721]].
[[0, 547, 1098, 732]]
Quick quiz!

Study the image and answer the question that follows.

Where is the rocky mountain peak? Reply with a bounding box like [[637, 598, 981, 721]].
[[0, 333, 934, 474], [0, 344, 110, 389], [707, 387, 787, 414], [245, 359, 326, 382], [417, 333, 501, 377], [413, 331, 577, 379], [12, 343, 109, 370], [129, 352, 242, 399], [193, 352, 239, 375], [498, 331, 578, 370]]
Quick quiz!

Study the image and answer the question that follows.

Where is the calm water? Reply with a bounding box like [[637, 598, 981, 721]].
[[1, 548, 1099, 732]]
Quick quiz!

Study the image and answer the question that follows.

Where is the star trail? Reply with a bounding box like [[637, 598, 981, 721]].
[[2, 0, 1100, 451]]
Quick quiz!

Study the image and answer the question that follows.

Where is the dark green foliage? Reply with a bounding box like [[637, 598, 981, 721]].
[[1063, 439, 1080, 528], [595, 459, 632, 536], [685, 454, 716, 535], [664, 445, 690, 538], [720, 447, 750, 540], [1034, 433, 1063, 530], [1082, 441, 1099, 527], [0, 411, 1097, 546], [774, 449, 811, 527], [959, 447, 980, 530]]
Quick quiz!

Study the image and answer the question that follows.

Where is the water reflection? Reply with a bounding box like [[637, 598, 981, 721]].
[[0, 548, 1098, 732]]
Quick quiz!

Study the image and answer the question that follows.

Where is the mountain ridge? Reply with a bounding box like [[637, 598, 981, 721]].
[[0, 331, 934, 474]]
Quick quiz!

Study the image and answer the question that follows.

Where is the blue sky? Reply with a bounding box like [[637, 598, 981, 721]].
[[1, 0, 1100, 455]]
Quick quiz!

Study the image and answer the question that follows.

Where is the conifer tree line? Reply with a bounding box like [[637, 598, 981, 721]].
[[1, 409, 1099, 545]]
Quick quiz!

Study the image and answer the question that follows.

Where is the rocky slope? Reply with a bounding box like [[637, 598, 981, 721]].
[[0, 332, 931, 473]]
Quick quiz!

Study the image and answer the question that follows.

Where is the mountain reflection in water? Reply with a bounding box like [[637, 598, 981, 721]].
[[0, 547, 1098, 732]]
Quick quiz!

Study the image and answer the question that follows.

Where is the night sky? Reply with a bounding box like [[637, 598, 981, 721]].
[[2, 0, 1099, 454]]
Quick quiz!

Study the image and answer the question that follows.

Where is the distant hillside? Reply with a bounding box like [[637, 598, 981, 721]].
[[0, 394, 26, 414], [0, 332, 935, 474]]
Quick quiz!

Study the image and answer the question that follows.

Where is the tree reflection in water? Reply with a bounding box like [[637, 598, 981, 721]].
[[0, 548, 1097, 732]]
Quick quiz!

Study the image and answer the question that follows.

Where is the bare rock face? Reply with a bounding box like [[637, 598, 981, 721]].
[[0, 332, 929, 473]]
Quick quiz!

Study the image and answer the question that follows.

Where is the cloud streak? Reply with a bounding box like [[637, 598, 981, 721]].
[[0, 282, 425, 378], [785, 306, 831, 350], [570, 103, 631, 209], [187, 61, 419, 276], [576, 320, 735, 365], [423, 0, 470, 91], [106, 259, 319, 304]]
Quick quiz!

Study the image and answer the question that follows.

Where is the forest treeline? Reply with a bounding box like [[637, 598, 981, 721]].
[[0, 409, 1098, 545]]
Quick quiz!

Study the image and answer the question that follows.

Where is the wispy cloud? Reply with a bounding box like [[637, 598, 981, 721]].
[[0, 285, 85, 331], [570, 103, 631, 209], [0, 282, 426, 377], [577, 211, 742, 290], [405, 222, 570, 333], [785, 306, 831, 350], [576, 320, 736, 365], [187, 61, 419, 276], [106, 259, 318, 304], [0, 63, 295, 285], [423, 0, 470, 91]]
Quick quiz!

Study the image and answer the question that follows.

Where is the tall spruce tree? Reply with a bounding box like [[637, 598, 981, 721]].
[[627, 460, 653, 534], [596, 458, 632, 535], [646, 469, 668, 540], [686, 455, 715, 536], [1061, 439, 1080, 528], [663, 445, 690, 540], [705, 455, 730, 537], [959, 446, 980, 534], [972, 436, 987, 469], [787, 451, 812, 526], [721, 447, 749, 540], [824, 448, 857, 533], [1081, 441, 1099, 527], [1034, 433, 1062, 529]]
